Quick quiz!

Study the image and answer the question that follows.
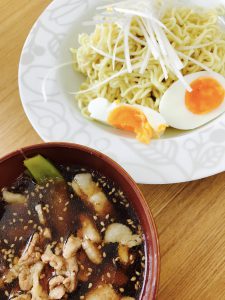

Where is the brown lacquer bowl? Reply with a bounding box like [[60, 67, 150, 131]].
[[0, 142, 160, 299]]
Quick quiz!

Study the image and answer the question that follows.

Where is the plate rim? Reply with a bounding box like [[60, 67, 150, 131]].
[[18, 0, 225, 184]]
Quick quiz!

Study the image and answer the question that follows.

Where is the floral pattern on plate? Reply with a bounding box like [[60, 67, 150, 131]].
[[18, 0, 225, 184]]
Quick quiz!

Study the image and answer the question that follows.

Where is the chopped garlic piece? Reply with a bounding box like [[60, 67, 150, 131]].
[[104, 223, 142, 247], [79, 215, 101, 243], [118, 244, 129, 265], [63, 235, 82, 259], [72, 173, 113, 215], [82, 239, 103, 265], [35, 204, 46, 225], [85, 284, 120, 300], [2, 190, 26, 204]]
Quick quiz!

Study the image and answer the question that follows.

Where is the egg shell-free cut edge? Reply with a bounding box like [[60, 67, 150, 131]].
[[159, 71, 225, 130]]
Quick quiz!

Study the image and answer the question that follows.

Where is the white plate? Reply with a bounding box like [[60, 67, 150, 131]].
[[18, 0, 225, 184]]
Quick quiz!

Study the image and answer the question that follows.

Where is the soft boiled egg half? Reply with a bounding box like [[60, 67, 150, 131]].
[[88, 98, 168, 144], [159, 71, 225, 130]]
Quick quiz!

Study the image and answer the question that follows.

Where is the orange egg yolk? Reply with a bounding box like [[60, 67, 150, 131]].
[[185, 77, 225, 114], [107, 106, 153, 144]]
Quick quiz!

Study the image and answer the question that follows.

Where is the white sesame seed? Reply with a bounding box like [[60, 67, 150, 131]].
[[136, 271, 141, 276], [88, 283, 93, 289]]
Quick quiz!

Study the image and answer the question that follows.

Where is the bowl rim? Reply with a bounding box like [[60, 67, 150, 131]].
[[0, 142, 160, 299]]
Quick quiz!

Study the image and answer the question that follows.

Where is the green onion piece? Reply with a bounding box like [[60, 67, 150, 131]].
[[24, 155, 63, 183]]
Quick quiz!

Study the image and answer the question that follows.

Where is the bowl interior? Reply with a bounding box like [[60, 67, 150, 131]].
[[0, 143, 159, 299]]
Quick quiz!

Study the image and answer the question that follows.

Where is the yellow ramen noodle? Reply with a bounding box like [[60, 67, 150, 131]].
[[72, 6, 225, 118]]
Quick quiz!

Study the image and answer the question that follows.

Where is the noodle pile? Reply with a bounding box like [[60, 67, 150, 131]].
[[71, 5, 225, 117]]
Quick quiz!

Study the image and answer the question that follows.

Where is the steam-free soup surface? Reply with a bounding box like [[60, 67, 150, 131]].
[[0, 162, 145, 300]]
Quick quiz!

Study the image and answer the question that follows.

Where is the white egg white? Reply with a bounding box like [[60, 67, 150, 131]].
[[88, 97, 111, 124], [88, 97, 168, 135], [159, 71, 225, 130]]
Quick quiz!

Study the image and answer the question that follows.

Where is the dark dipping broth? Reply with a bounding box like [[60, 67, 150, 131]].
[[0, 159, 145, 300]]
